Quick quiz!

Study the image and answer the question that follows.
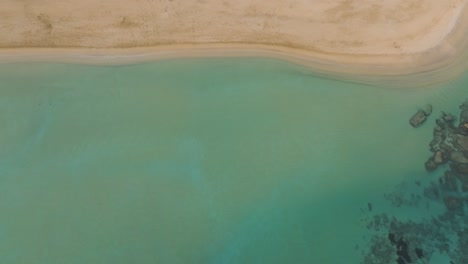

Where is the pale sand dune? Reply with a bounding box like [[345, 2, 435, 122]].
[[0, 0, 467, 85]]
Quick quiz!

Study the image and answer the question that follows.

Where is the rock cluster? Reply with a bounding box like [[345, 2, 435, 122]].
[[362, 100, 468, 264], [425, 100, 468, 173], [423, 100, 468, 216]]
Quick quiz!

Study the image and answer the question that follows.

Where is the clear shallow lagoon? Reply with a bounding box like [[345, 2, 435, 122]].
[[0, 59, 467, 263]]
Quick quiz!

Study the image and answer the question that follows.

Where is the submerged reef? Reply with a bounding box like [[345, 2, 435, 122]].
[[363, 100, 468, 264], [364, 211, 467, 264]]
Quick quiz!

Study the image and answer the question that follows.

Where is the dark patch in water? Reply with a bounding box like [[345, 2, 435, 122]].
[[414, 248, 423, 259], [361, 100, 468, 264]]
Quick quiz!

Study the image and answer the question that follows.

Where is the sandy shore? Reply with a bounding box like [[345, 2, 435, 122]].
[[0, 0, 467, 86]]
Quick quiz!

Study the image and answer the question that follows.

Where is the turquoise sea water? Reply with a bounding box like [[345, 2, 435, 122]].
[[0, 58, 467, 263]]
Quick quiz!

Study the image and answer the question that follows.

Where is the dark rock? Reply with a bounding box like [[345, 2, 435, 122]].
[[396, 238, 412, 263], [443, 196, 463, 212], [410, 105, 432, 128], [424, 183, 440, 200], [455, 135, 468, 152], [436, 118, 446, 128], [364, 235, 395, 264], [433, 128, 444, 143], [429, 139, 439, 151], [367, 202, 373, 212], [441, 131, 447, 141], [448, 122, 458, 132], [415, 248, 424, 259], [452, 167, 468, 192], [453, 163, 468, 174], [424, 151, 447, 171], [410, 110, 428, 127], [440, 142, 454, 153], [442, 112, 456, 123], [441, 171, 458, 192], [425, 157, 438, 171], [450, 151, 468, 164]]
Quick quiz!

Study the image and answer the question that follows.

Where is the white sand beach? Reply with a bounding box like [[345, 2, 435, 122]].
[[0, 0, 466, 85]]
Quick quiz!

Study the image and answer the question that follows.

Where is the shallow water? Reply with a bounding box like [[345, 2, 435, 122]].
[[0, 58, 467, 263]]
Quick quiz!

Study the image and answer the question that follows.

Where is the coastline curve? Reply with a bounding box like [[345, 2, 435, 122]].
[[0, 1, 466, 88]]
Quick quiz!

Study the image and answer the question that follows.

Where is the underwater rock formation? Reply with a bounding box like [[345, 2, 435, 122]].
[[423, 100, 468, 218], [363, 100, 468, 264], [425, 100, 468, 174], [364, 212, 452, 264]]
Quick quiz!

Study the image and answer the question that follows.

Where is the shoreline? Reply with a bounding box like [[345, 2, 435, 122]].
[[0, 2, 467, 88], [1, 42, 466, 88]]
